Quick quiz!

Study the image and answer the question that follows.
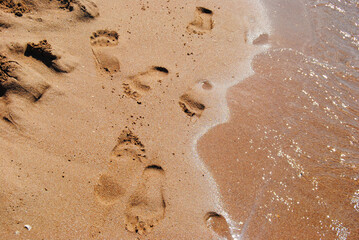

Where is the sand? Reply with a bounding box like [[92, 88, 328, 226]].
[[0, 0, 270, 239]]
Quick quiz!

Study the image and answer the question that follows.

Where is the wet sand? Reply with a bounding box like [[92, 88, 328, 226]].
[[199, 0, 359, 239]]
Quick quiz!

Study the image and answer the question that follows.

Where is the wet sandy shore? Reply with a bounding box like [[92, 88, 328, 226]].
[[1, 0, 358, 239], [199, 0, 359, 239]]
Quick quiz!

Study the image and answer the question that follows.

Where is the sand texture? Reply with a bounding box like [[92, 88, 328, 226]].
[[0, 0, 270, 239]]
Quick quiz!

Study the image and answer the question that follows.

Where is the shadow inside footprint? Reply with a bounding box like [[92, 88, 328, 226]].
[[76, 0, 99, 19], [0, 85, 6, 97], [24, 40, 76, 73], [179, 93, 205, 118], [125, 165, 166, 235], [178, 79, 215, 118], [205, 212, 232, 239], [187, 7, 214, 35], [252, 33, 269, 45]]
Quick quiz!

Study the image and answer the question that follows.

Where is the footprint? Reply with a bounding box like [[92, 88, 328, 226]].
[[111, 128, 146, 163], [94, 129, 166, 234], [179, 94, 205, 117], [125, 165, 166, 235], [252, 33, 269, 45], [0, 54, 49, 125], [123, 66, 169, 102], [94, 174, 125, 205], [24, 40, 76, 73], [90, 30, 120, 74], [90, 30, 119, 47], [205, 212, 232, 239], [187, 7, 214, 35], [178, 80, 212, 118], [94, 129, 146, 205]]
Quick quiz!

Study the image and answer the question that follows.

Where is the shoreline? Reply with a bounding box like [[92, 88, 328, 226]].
[[197, 0, 359, 239], [192, 0, 272, 238], [2, 0, 358, 239]]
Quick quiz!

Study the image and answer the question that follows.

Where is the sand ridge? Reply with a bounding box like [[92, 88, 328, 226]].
[[0, 0, 270, 239]]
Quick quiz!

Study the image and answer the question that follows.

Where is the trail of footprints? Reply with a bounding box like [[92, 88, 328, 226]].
[[94, 129, 231, 236], [0, 0, 99, 18], [94, 129, 166, 235], [0, 4, 268, 237]]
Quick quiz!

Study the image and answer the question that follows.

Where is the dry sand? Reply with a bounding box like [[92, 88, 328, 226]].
[[0, 0, 270, 239]]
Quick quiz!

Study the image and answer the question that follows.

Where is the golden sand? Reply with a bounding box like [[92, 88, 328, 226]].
[[0, 0, 270, 239]]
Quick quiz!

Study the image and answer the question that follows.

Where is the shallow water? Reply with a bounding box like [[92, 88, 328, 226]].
[[199, 0, 359, 239]]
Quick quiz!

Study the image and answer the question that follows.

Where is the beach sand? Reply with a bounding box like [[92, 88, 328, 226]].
[[0, 0, 270, 239], [2, 0, 358, 239]]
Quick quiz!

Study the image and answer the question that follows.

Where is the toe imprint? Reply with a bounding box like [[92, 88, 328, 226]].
[[111, 129, 146, 161], [90, 30, 119, 47]]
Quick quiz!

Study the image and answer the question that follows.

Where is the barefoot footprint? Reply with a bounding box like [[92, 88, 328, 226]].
[[94, 130, 166, 234], [187, 7, 214, 35], [0, 54, 49, 125], [179, 94, 206, 117], [205, 212, 232, 239], [252, 33, 269, 45], [90, 30, 120, 74], [94, 129, 147, 205], [125, 165, 166, 235], [123, 66, 169, 102], [178, 80, 213, 118]]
